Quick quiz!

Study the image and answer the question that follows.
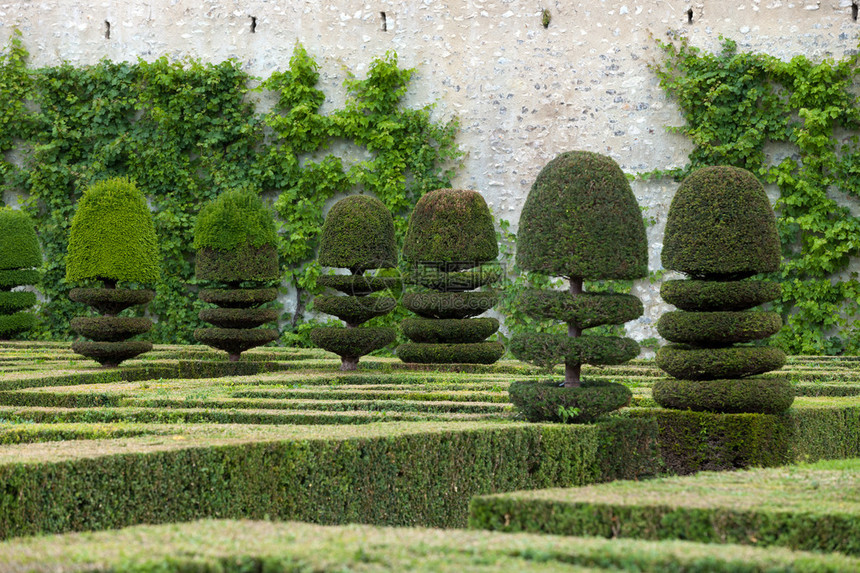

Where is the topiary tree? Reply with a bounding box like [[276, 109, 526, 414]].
[[193, 188, 280, 362], [311, 195, 398, 370], [508, 151, 647, 423], [66, 177, 160, 367], [397, 189, 505, 365], [654, 165, 792, 414], [0, 208, 41, 339]]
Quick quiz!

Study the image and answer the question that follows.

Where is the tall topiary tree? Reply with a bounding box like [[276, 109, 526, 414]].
[[508, 151, 647, 423], [193, 188, 280, 362], [0, 208, 41, 339], [654, 166, 792, 414], [397, 189, 505, 365], [66, 177, 160, 367], [310, 195, 398, 370]]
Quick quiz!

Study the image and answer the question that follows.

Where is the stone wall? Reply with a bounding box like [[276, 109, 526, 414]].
[[2, 0, 859, 347]]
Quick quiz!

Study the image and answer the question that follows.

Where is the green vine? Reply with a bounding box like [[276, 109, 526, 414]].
[[650, 36, 860, 354], [0, 37, 460, 344]]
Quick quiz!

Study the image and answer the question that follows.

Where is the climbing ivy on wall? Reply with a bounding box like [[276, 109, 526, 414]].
[[0, 34, 460, 344], [651, 36, 860, 354]]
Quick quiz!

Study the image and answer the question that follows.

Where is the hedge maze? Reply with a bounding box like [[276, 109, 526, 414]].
[[2, 340, 860, 570]]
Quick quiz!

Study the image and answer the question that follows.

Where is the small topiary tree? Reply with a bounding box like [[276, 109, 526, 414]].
[[0, 208, 41, 339], [508, 151, 647, 423], [193, 188, 280, 362], [66, 177, 160, 367], [310, 195, 398, 370], [397, 189, 505, 365], [654, 165, 792, 414]]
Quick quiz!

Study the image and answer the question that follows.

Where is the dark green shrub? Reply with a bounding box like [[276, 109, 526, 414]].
[[0, 270, 40, 290], [657, 344, 787, 380], [199, 288, 278, 308], [0, 208, 41, 272], [312, 196, 397, 370], [402, 291, 498, 319], [509, 151, 647, 422], [652, 377, 795, 415], [194, 189, 281, 362], [66, 178, 159, 285], [402, 189, 497, 269], [318, 195, 397, 272], [516, 151, 647, 280], [317, 275, 400, 296], [661, 166, 781, 279], [508, 380, 632, 423], [396, 341, 505, 364], [195, 245, 279, 284], [70, 317, 152, 341], [510, 334, 640, 371], [0, 208, 40, 339], [398, 189, 502, 366], [313, 295, 396, 326], [310, 327, 396, 369], [406, 267, 501, 292], [70, 340, 153, 367], [518, 290, 643, 328], [657, 311, 782, 345], [0, 291, 36, 314], [69, 288, 154, 315], [197, 308, 279, 329], [401, 318, 499, 344], [193, 328, 280, 358], [661, 279, 781, 312], [655, 166, 790, 414], [66, 178, 159, 367], [193, 188, 279, 283]]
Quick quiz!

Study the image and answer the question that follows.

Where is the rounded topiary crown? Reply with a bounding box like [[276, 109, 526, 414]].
[[516, 151, 648, 280], [318, 195, 396, 271], [662, 166, 781, 278], [402, 189, 497, 266], [194, 188, 279, 282], [66, 177, 160, 284], [0, 208, 40, 270]]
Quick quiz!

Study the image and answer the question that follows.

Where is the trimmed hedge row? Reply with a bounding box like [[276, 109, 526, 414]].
[[469, 459, 860, 556], [633, 400, 860, 474], [0, 419, 657, 539]]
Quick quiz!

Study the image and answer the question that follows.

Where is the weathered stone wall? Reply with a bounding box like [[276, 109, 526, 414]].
[[2, 1, 859, 347]]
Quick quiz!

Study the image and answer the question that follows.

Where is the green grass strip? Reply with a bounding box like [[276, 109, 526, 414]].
[[3, 518, 859, 572]]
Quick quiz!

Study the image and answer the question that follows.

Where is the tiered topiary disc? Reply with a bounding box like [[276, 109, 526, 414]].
[[310, 195, 397, 370], [508, 151, 647, 423], [0, 208, 41, 339], [193, 189, 280, 362], [397, 189, 504, 365], [66, 177, 160, 367], [654, 165, 792, 414]]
